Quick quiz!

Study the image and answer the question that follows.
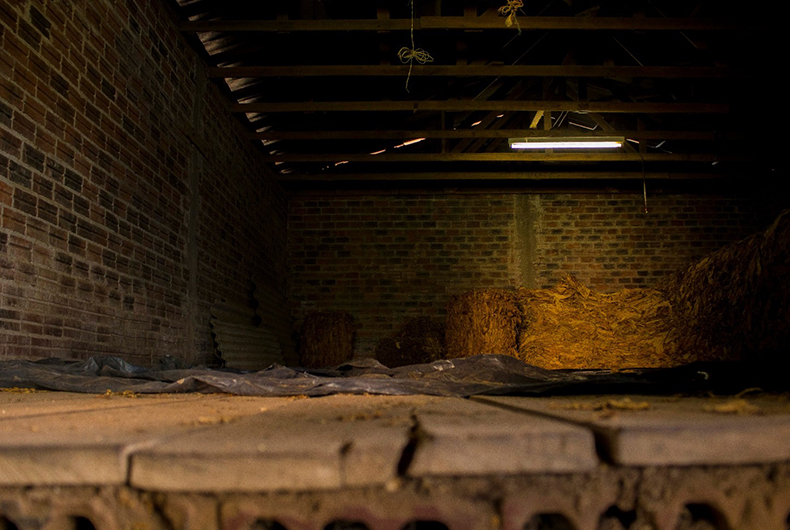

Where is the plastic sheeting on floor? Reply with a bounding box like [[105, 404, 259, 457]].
[[1, 354, 786, 397]]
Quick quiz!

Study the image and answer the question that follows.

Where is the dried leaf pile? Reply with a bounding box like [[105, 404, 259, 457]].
[[445, 289, 521, 358], [657, 208, 790, 363], [516, 276, 689, 370], [374, 317, 446, 368], [299, 312, 355, 368], [444, 208, 789, 370]]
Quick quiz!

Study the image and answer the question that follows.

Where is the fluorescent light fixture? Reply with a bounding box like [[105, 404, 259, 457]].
[[509, 136, 625, 150]]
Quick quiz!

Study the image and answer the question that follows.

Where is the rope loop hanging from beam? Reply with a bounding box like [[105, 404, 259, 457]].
[[398, 0, 434, 92], [498, 0, 524, 33]]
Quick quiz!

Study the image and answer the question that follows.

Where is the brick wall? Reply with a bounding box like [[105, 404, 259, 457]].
[[532, 193, 762, 290], [288, 192, 766, 359], [0, 0, 287, 365], [288, 195, 522, 355]]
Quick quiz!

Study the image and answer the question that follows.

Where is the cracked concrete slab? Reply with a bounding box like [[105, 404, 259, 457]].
[[476, 394, 790, 465], [0, 393, 291, 486], [129, 394, 429, 492], [407, 398, 598, 476]]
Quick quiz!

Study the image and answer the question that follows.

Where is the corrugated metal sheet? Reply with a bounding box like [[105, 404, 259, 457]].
[[210, 300, 284, 370]]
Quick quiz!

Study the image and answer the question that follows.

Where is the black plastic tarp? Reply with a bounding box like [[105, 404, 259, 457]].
[[1, 354, 784, 397]]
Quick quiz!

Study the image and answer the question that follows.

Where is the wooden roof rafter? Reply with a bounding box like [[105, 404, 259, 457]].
[[208, 65, 738, 79], [277, 171, 734, 182], [233, 101, 730, 114], [250, 129, 734, 141], [180, 17, 760, 33], [260, 152, 738, 163], [169, 0, 776, 184]]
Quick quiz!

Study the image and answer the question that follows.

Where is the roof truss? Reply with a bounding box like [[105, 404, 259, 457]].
[[171, 0, 776, 185]]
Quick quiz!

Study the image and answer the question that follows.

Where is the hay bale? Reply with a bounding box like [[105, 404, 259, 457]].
[[445, 289, 521, 359], [299, 312, 355, 368], [374, 317, 446, 368], [657, 208, 790, 363], [516, 277, 684, 370]]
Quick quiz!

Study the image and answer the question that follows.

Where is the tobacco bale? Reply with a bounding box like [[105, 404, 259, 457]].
[[374, 317, 446, 368], [299, 312, 355, 368], [657, 208, 790, 363], [445, 289, 521, 359], [517, 276, 685, 370]]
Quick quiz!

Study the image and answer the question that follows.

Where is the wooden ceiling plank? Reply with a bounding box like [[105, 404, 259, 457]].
[[234, 101, 729, 113], [207, 65, 735, 79], [179, 17, 754, 33], [251, 130, 721, 140], [261, 152, 733, 163], [277, 171, 730, 182]]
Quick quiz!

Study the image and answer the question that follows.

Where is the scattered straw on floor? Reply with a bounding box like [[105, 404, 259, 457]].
[[101, 389, 139, 398], [703, 399, 761, 415], [1, 387, 39, 393], [551, 397, 651, 412]]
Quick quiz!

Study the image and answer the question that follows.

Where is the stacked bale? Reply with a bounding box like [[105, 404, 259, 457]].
[[445, 289, 521, 358], [441, 209, 788, 370], [299, 312, 355, 368], [657, 208, 790, 363], [516, 277, 686, 370], [374, 317, 446, 368]]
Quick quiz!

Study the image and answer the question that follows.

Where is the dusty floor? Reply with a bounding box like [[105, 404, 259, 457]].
[[1, 391, 789, 529]]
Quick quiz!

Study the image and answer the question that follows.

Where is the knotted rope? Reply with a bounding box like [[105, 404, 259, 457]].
[[397, 47, 434, 92], [398, 0, 434, 92], [498, 0, 524, 33]]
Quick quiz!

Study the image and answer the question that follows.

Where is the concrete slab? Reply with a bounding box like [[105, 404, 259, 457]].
[[407, 398, 598, 476], [129, 394, 428, 493], [0, 395, 292, 486], [477, 394, 790, 466]]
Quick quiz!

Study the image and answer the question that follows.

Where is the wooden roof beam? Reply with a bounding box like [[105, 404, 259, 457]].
[[277, 171, 732, 182], [180, 17, 756, 33], [208, 65, 736, 79], [233, 101, 729, 113], [250, 129, 724, 140], [260, 152, 740, 163]]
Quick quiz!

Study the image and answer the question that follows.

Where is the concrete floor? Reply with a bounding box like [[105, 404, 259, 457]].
[[1, 391, 790, 529]]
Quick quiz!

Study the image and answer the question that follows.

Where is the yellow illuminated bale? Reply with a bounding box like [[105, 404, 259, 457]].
[[445, 289, 521, 359], [516, 277, 685, 370]]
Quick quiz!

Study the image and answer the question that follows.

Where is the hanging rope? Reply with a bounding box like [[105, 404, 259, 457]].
[[398, 0, 433, 92], [641, 156, 649, 214], [498, 0, 524, 33]]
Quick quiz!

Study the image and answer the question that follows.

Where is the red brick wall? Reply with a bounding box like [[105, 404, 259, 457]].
[[0, 0, 286, 364], [288, 192, 765, 359], [532, 194, 761, 289], [288, 195, 521, 355]]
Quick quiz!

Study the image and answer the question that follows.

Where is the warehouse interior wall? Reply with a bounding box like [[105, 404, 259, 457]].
[[0, 0, 288, 365], [287, 191, 773, 359], [2, 0, 787, 367]]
